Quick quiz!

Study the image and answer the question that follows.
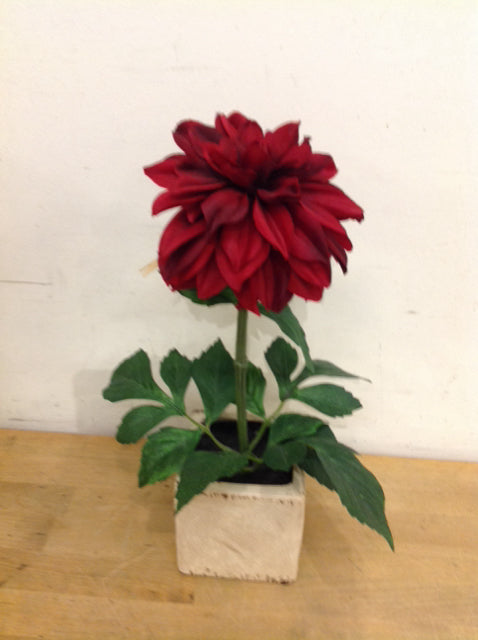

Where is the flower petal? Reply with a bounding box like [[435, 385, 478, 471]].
[[291, 202, 330, 256], [326, 234, 350, 272], [173, 120, 220, 162], [289, 257, 331, 289], [185, 206, 202, 224], [302, 201, 351, 236], [158, 211, 207, 262], [147, 112, 363, 310], [216, 218, 269, 290], [289, 227, 327, 262], [144, 154, 184, 189], [160, 234, 214, 287], [288, 271, 325, 301], [151, 190, 185, 215], [215, 112, 264, 144], [257, 176, 300, 203], [176, 166, 226, 191], [241, 141, 269, 173], [233, 287, 260, 315], [281, 138, 312, 169], [253, 200, 294, 259], [237, 253, 291, 313], [195, 257, 227, 300], [306, 153, 337, 181], [151, 176, 224, 215], [302, 183, 364, 221], [204, 141, 256, 188], [265, 122, 299, 160], [214, 113, 237, 137], [201, 189, 250, 232]]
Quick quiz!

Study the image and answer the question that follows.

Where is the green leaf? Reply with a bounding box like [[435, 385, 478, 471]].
[[191, 340, 236, 425], [176, 450, 248, 511], [294, 359, 370, 386], [268, 413, 327, 445], [292, 384, 362, 417], [301, 424, 338, 444], [103, 350, 170, 404], [263, 440, 307, 471], [265, 337, 298, 400], [310, 439, 394, 549], [160, 349, 192, 411], [299, 449, 335, 490], [138, 427, 200, 487], [179, 288, 237, 306], [260, 305, 313, 370], [264, 414, 330, 472], [302, 426, 357, 454], [245, 362, 266, 418], [298, 424, 338, 490], [116, 405, 180, 444]]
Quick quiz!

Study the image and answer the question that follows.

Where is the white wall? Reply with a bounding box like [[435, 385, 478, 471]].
[[1, 0, 477, 461]]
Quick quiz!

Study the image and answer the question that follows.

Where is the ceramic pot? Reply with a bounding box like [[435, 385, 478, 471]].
[[174, 467, 305, 583]]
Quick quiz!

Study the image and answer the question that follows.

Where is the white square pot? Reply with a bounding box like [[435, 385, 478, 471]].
[[174, 467, 305, 583]]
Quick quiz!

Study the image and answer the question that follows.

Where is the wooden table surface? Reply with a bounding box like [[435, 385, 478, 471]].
[[0, 428, 477, 640]]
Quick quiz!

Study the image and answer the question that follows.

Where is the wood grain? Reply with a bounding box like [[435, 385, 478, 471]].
[[0, 428, 477, 639]]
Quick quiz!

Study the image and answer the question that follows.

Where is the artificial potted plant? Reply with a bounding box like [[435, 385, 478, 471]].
[[103, 112, 393, 583]]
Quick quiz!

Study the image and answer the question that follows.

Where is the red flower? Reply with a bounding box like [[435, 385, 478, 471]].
[[144, 112, 363, 314]]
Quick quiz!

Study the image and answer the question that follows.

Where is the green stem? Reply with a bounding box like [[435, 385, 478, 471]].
[[185, 412, 261, 463], [235, 309, 249, 452], [247, 399, 285, 454], [184, 414, 232, 452]]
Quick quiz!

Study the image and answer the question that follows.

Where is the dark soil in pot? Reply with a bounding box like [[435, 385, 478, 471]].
[[197, 419, 293, 486]]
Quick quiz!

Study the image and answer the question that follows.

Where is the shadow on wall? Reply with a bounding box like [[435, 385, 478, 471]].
[[73, 369, 129, 436], [71, 298, 313, 436]]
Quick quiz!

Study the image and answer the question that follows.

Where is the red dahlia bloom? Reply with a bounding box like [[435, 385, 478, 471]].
[[144, 112, 363, 314]]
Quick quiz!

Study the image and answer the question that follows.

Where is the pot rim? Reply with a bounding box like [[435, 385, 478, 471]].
[[177, 466, 305, 501]]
